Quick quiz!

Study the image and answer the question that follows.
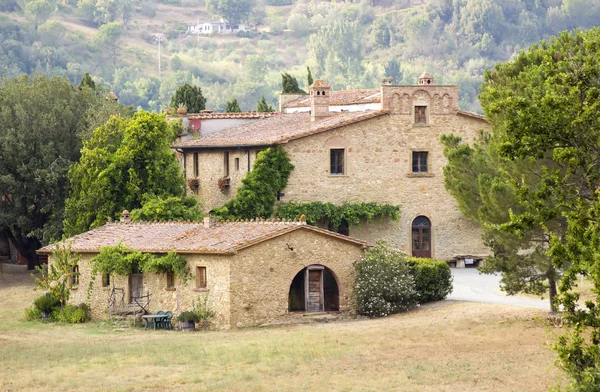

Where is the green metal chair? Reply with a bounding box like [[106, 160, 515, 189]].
[[163, 311, 173, 330], [156, 311, 166, 329]]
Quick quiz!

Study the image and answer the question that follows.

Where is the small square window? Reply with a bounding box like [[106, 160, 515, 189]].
[[166, 272, 175, 289], [330, 149, 345, 175], [415, 106, 427, 124], [196, 266, 207, 289], [412, 151, 428, 173], [102, 273, 110, 287]]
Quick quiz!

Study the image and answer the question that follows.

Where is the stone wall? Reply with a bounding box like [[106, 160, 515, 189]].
[[184, 84, 491, 260], [55, 253, 232, 329], [228, 228, 364, 328]]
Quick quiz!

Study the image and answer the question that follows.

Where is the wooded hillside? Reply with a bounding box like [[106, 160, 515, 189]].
[[1, 0, 599, 112]]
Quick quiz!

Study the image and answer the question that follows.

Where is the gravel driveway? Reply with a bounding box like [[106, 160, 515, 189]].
[[447, 268, 550, 310]]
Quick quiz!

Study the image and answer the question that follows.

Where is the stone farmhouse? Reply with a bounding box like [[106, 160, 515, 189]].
[[186, 18, 249, 35], [173, 73, 491, 265], [38, 214, 366, 329]]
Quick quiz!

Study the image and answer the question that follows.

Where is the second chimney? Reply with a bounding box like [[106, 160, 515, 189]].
[[309, 80, 331, 122]]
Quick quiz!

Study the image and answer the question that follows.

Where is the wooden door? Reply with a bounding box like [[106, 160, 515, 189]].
[[412, 216, 432, 258], [305, 268, 324, 312], [129, 273, 143, 303]]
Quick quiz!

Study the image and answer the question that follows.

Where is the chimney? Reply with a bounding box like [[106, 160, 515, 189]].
[[120, 210, 131, 223], [203, 216, 216, 228], [308, 80, 331, 122], [418, 72, 434, 86]]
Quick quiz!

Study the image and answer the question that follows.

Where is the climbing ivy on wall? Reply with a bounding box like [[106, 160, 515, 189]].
[[275, 202, 400, 231], [90, 242, 190, 281], [212, 146, 294, 220]]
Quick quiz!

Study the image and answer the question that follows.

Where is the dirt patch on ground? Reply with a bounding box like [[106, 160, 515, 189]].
[[0, 263, 37, 289]]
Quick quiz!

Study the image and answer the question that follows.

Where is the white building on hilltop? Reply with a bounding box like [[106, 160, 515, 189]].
[[187, 18, 249, 35]]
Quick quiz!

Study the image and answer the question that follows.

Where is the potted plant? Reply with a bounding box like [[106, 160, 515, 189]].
[[178, 311, 199, 332], [177, 103, 188, 115], [187, 177, 199, 190], [217, 177, 230, 192], [194, 296, 216, 330]]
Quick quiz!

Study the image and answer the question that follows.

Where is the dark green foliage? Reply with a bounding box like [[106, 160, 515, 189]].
[[141, 251, 191, 282], [407, 257, 453, 302], [34, 293, 60, 313], [64, 111, 186, 236], [383, 59, 402, 84], [169, 84, 206, 113], [477, 28, 600, 389], [24, 307, 42, 321], [281, 72, 305, 94], [79, 72, 96, 90], [53, 303, 91, 323], [92, 244, 191, 283], [354, 241, 417, 317], [256, 95, 274, 112], [178, 310, 199, 322], [205, 0, 255, 24], [130, 196, 203, 222], [275, 202, 400, 231], [32, 242, 81, 308], [306, 66, 313, 87], [213, 147, 294, 220], [0, 74, 129, 268], [266, 0, 292, 5], [225, 98, 241, 112], [373, 19, 391, 48]]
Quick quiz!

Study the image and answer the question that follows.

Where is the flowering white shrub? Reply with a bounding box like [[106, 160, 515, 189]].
[[354, 241, 418, 317]]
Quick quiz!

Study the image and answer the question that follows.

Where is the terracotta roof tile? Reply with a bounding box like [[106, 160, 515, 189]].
[[183, 112, 280, 120], [37, 220, 366, 254], [283, 88, 380, 108], [173, 110, 388, 148]]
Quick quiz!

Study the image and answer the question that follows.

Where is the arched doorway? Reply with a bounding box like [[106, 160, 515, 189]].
[[412, 216, 432, 258], [288, 265, 339, 312]]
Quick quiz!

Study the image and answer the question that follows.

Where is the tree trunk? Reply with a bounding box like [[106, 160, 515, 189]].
[[3, 229, 41, 270], [548, 276, 558, 313]]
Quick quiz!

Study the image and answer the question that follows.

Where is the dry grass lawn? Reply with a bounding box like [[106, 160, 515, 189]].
[[0, 264, 564, 391]]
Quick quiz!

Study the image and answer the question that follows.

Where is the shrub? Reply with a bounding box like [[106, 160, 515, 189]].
[[354, 242, 417, 317], [53, 304, 91, 323], [34, 293, 60, 314], [24, 307, 42, 321], [178, 311, 199, 323], [407, 257, 453, 303]]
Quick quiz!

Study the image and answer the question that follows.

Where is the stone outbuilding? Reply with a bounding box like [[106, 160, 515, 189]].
[[38, 216, 366, 329]]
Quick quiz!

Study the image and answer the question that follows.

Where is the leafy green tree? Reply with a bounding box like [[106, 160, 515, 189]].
[[256, 95, 273, 112], [213, 146, 294, 220], [205, 0, 255, 24], [307, 20, 363, 88], [24, 0, 55, 29], [441, 133, 562, 311], [477, 28, 600, 389], [225, 98, 241, 112], [307, 66, 313, 87], [372, 19, 391, 48], [94, 21, 122, 70], [64, 111, 186, 236], [245, 55, 267, 83], [0, 75, 127, 269], [169, 84, 206, 113], [79, 72, 96, 90], [281, 72, 305, 94], [78, 0, 133, 26], [130, 196, 203, 222], [383, 59, 402, 84]]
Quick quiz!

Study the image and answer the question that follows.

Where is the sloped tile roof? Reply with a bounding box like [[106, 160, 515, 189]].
[[283, 88, 381, 108], [173, 110, 388, 148], [183, 112, 280, 120], [37, 220, 367, 254]]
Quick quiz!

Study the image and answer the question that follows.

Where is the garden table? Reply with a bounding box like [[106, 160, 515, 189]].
[[142, 314, 165, 331]]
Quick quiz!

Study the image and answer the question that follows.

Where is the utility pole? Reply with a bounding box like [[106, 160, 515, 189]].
[[156, 33, 165, 78]]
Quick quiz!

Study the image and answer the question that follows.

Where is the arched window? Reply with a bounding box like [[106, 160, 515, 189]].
[[412, 216, 431, 258]]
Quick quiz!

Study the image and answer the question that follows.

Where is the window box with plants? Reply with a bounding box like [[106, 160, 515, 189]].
[[218, 177, 230, 192], [187, 177, 199, 190]]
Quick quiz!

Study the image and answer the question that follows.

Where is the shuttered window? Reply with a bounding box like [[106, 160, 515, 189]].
[[196, 266, 207, 289]]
